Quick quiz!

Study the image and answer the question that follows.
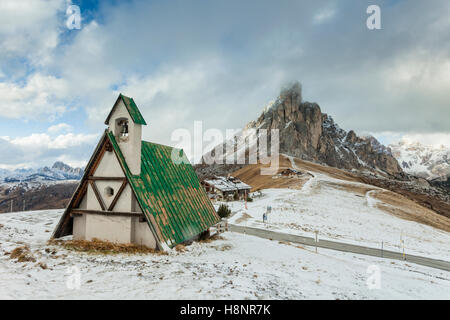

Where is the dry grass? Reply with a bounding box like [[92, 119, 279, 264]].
[[10, 245, 36, 263], [175, 244, 186, 252], [232, 155, 363, 192], [48, 238, 166, 255], [325, 182, 374, 196], [233, 153, 450, 232], [291, 158, 363, 183], [212, 244, 232, 251], [372, 190, 450, 232], [48, 231, 226, 256], [197, 233, 225, 244], [234, 212, 252, 224], [232, 156, 310, 191]]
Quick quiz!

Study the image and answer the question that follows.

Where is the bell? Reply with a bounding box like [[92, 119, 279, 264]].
[[120, 122, 128, 136]]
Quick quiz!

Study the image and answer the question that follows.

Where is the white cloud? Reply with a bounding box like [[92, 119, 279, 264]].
[[108, 59, 285, 160], [0, 0, 65, 66], [0, 73, 70, 120], [0, 131, 99, 168], [9, 133, 52, 149], [399, 133, 450, 148], [371, 131, 450, 149], [9, 132, 98, 150], [313, 7, 336, 24], [0, 0, 450, 170], [48, 123, 73, 134], [50, 133, 98, 149]]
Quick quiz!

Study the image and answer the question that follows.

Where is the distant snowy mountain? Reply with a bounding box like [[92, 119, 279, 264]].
[[0, 161, 84, 186], [389, 140, 449, 180]]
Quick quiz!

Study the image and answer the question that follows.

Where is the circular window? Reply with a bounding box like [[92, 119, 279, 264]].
[[105, 186, 114, 197]]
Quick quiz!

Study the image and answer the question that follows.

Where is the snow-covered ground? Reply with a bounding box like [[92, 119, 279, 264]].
[[0, 209, 449, 299], [226, 171, 450, 261]]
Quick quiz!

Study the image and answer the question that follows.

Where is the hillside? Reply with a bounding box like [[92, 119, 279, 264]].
[[0, 209, 449, 299], [196, 83, 449, 220], [0, 161, 82, 213], [228, 155, 450, 260], [232, 154, 450, 233], [0, 182, 77, 214]]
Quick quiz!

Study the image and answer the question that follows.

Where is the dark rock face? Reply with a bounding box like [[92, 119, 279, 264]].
[[430, 175, 450, 193], [245, 82, 403, 177]]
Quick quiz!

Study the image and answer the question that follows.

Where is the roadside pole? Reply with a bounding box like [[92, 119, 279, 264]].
[[314, 230, 319, 253], [400, 232, 406, 261], [402, 239, 406, 261]]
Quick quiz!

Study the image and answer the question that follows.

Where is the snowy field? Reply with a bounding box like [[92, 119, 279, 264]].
[[0, 209, 449, 299], [226, 172, 450, 261]]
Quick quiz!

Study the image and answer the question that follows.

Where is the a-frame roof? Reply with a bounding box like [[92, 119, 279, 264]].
[[104, 93, 147, 125], [52, 131, 220, 249], [52, 131, 111, 241], [108, 132, 220, 247]]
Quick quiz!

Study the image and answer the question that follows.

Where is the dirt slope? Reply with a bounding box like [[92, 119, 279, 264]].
[[232, 155, 450, 232]]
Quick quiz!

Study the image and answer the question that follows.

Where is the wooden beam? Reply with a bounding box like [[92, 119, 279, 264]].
[[105, 140, 113, 152], [88, 176, 127, 181], [89, 180, 106, 211], [72, 181, 88, 209], [70, 209, 144, 218], [108, 179, 128, 211], [52, 133, 109, 239], [90, 144, 106, 176]]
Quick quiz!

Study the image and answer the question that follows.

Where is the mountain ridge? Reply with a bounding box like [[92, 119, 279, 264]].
[[389, 140, 449, 180], [0, 161, 84, 186], [198, 82, 403, 179]]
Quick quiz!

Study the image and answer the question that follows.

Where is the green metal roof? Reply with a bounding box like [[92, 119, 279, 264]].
[[104, 94, 147, 125], [108, 132, 220, 248]]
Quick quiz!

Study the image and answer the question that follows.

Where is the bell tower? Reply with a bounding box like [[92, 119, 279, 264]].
[[105, 94, 147, 175]]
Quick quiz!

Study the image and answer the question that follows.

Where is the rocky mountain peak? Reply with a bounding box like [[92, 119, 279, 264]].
[[52, 161, 72, 171], [199, 82, 404, 179], [244, 82, 403, 177], [52, 161, 84, 176]]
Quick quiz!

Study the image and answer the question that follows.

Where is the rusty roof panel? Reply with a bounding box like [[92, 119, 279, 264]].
[[119, 94, 147, 125], [104, 94, 147, 125], [107, 132, 220, 248]]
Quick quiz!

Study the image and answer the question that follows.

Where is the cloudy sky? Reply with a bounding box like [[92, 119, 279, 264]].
[[0, 0, 449, 169]]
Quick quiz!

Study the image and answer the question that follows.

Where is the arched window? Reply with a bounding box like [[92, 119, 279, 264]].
[[115, 118, 129, 137]]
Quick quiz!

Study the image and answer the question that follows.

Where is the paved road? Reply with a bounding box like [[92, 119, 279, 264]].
[[229, 224, 450, 272]]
